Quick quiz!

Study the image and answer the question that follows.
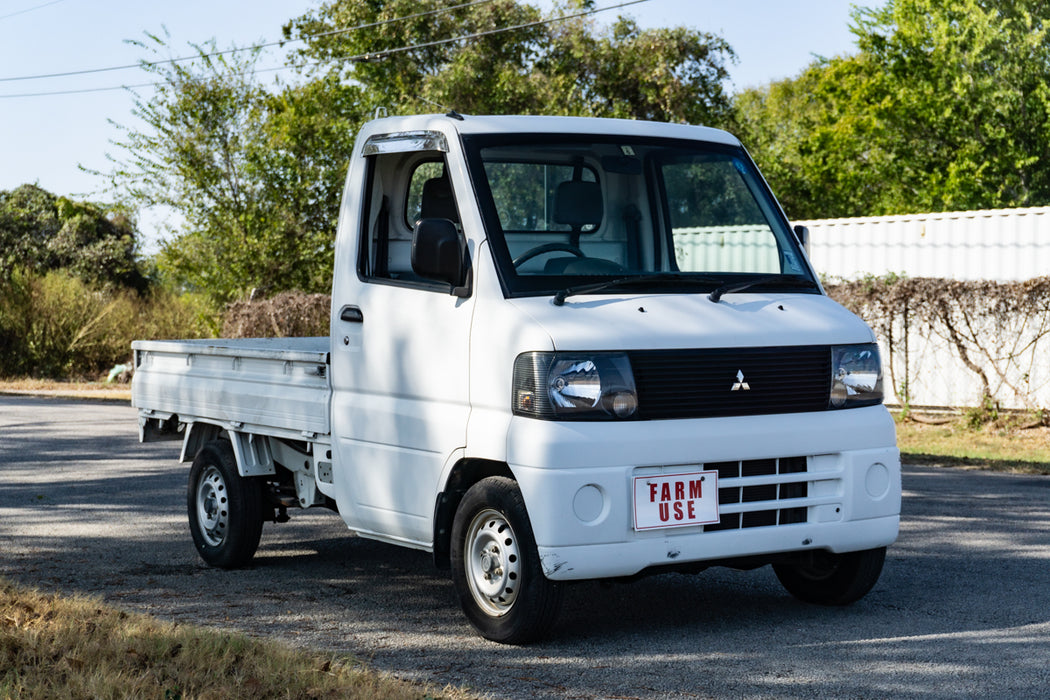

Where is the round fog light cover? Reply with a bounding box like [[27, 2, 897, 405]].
[[865, 462, 891, 499], [573, 484, 605, 523]]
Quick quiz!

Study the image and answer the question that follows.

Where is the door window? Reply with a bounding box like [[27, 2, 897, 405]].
[[359, 154, 463, 287]]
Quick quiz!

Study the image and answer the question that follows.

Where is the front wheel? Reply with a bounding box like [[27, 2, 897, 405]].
[[187, 440, 264, 569], [773, 547, 886, 605], [451, 477, 563, 644]]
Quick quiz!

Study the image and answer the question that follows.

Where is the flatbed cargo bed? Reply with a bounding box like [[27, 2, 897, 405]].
[[131, 337, 331, 441]]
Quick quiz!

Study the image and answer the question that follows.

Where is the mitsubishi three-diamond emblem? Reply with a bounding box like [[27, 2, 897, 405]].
[[731, 369, 750, 391]]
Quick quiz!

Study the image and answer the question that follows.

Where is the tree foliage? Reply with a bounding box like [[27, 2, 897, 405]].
[[0, 184, 146, 291], [108, 34, 363, 304], [0, 267, 212, 378], [284, 0, 734, 124], [734, 0, 1050, 220], [107, 2, 735, 305]]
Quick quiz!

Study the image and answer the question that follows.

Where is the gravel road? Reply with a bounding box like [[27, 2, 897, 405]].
[[2, 395, 1050, 698]]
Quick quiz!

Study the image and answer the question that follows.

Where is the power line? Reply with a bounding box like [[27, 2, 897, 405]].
[[0, 0, 67, 22], [0, 0, 499, 83], [0, 59, 302, 98], [334, 0, 649, 64], [0, 66, 295, 99], [0, 0, 651, 100]]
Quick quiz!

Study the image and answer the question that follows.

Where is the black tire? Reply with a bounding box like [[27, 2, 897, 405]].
[[187, 440, 264, 569], [450, 476, 563, 644], [773, 547, 886, 606]]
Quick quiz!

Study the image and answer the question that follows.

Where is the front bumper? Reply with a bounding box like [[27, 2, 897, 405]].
[[507, 406, 901, 581]]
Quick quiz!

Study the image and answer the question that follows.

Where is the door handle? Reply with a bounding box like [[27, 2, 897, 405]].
[[339, 305, 364, 323]]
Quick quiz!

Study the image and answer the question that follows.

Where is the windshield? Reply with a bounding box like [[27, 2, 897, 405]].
[[464, 134, 816, 298]]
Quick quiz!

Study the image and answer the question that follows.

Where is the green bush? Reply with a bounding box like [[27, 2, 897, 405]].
[[0, 269, 214, 379]]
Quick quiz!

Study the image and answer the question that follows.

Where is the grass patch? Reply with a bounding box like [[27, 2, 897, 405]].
[[895, 413, 1050, 474], [0, 378, 130, 401], [0, 578, 454, 700]]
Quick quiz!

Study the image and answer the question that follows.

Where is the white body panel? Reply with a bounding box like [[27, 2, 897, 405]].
[[462, 283, 898, 581], [505, 292, 875, 351], [328, 281, 474, 546], [327, 116, 478, 547]]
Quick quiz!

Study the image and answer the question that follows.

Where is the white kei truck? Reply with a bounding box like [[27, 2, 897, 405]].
[[132, 114, 901, 644]]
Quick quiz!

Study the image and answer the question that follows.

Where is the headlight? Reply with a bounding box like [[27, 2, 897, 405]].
[[830, 343, 883, 408], [513, 352, 638, 420]]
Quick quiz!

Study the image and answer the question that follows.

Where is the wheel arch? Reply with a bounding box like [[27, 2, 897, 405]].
[[180, 423, 277, 478], [180, 421, 224, 464], [433, 458, 515, 569]]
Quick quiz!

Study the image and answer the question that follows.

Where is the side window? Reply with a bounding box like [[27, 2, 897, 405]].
[[482, 162, 598, 233], [405, 161, 447, 228], [662, 158, 781, 274], [359, 153, 462, 286]]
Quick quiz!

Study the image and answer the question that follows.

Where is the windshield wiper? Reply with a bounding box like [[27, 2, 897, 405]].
[[553, 273, 723, 306], [708, 275, 818, 303]]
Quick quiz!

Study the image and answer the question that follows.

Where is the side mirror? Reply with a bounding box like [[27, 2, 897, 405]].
[[793, 224, 810, 254], [412, 218, 470, 297]]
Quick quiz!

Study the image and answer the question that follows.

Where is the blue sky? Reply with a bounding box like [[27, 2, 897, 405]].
[[0, 0, 882, 218]]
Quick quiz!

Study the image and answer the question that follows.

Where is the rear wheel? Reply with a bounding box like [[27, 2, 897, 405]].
[[187, 440, 264, 569], [773, 547, 886, 605], [451, 477, 563, 644]]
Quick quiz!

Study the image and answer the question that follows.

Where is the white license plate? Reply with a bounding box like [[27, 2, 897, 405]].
[[633, 471, 719, 531]]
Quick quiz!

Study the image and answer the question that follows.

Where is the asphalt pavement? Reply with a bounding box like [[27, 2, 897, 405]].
[[2, 395, 1049, 699]]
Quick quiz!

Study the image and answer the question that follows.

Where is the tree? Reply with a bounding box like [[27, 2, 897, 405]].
[[107, 34, 364, 304], [544, 15, 734, 124], [734, 0, 1050, 219], [283, 0, 734, 123], [0, 184, 146, 291], [733, 55, 899, 220], [110, 2, 735, 304], [285, 0, 548, 115], [852, 0, 1050, 211]]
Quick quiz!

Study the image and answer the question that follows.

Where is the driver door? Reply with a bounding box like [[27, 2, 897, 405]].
[[329, 143, 474, 546]]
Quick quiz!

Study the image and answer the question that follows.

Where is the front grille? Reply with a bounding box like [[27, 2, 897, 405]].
[[628, 346, 831, 420], [703, 456, 809, 532]]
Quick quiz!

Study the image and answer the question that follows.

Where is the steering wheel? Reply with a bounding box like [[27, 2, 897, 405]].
[[513, 242, 586, 268]]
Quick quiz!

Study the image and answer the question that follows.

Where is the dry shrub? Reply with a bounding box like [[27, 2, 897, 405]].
[[0, 578, 444, 700], [222, 290, 331, 338], [0, 269, 212, 379]]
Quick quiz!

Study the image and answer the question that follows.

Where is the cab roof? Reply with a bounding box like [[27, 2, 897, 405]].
[[357, 113, 742, 148]]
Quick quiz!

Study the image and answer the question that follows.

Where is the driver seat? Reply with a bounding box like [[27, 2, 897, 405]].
[[553, 180, 603, 236], [419, 174, 459, 223], [544, 180, 604, 273]]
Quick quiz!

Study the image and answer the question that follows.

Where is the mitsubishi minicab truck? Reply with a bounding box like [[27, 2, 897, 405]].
[[132, 113, 901, 643]]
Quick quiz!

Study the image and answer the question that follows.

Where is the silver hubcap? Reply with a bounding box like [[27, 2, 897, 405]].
[[464, 509, 521, 616], [196, 465, 229, 547]]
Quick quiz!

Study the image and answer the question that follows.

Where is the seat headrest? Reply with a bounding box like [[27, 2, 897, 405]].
[[553, 180, 603, 229], [420, 175, 459, 223]]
